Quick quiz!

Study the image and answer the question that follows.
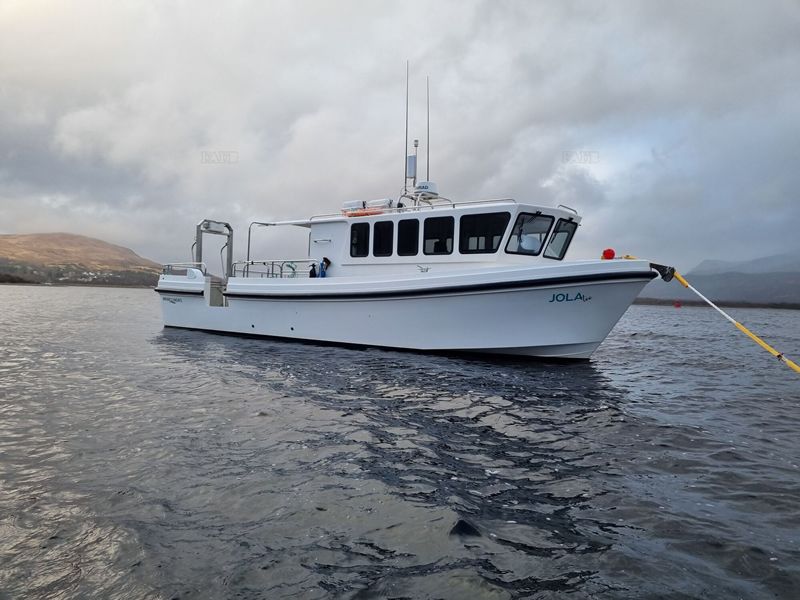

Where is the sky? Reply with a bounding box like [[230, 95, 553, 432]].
[[1, 0, 799, 271]]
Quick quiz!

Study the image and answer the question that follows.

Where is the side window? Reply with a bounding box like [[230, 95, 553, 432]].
[[350, 223, 369, 257], [459, 212, 511, 254], [505, 213, 554, 256], [544, 219, 578, 260], [373, 221, 394, 257], [423, 217, 454, 255], [397, 219, 419, 256]]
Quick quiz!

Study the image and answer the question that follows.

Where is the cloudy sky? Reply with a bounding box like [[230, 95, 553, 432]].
[[1, 0, 798, 271]]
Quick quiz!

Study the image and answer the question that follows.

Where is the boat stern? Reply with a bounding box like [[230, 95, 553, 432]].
[[155, 266, 210, 327]]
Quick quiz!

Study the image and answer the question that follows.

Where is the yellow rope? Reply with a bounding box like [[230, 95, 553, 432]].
[[673, 271, 690, 288], [625, 256, 800, 374], [734, 322, 800, 371]]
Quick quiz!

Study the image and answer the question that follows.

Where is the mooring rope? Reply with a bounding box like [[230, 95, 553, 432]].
[[670, 270, 800, 374], [616, 254, 800, 375]]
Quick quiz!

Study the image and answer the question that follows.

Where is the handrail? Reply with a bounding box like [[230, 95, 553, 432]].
[[246, 221, 274, 264], [558, 204, 578, 215], [247, 198, 583, 230], [162, 262, 208, 275], [234, 259, 315, 266], [232, 258, 317, 278], [219, 242, 228, 276], [308, 197, 520, 221], [245, 221, 286, 276]]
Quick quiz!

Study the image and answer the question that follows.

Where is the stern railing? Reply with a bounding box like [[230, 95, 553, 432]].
[[233, 259, 317, 278], [162, 262, 208, 275]]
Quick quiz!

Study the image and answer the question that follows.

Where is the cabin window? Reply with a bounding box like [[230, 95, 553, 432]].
[[373, 221, 394, 257], [544, 219, 578, 260], [397, 219, 419, 256], [505, 213, 554, 256], [459, 212, 511, 254], [350, 223, 369, 257], [423, 217, 454, 255]]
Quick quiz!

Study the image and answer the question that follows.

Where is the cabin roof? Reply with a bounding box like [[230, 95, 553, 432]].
[[261, 199, 580, 229]]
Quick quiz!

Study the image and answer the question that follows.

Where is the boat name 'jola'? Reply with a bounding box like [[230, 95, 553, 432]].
[[549, 292, 592, 303]]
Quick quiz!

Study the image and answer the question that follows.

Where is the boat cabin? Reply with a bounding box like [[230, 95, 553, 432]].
[[239, 198, 582, 278]]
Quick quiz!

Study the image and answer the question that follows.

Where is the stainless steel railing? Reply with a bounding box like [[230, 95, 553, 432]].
[[309, 197, 519, 221], [232, 259, 317, 278], [162, 262, 208, 275]]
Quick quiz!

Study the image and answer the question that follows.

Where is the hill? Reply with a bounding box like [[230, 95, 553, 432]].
[[0, 233, 161, 286], [641, 253, 800, 306], [689, 253, 799, 276]]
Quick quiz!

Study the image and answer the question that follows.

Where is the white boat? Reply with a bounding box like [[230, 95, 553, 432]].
[[156, 186, 670, 359]]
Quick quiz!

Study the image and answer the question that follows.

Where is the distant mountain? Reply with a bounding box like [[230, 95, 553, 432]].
[[690, 253, 799, 276], [0, 233, 161, 286], [641, 253, 800, 305]]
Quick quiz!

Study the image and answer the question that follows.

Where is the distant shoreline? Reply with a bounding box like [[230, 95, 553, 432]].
[[635, 298, 800, 310], [0, 281, 154, 289]]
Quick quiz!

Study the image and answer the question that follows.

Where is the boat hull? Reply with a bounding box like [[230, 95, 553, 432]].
[[157, 269, 654, 359]]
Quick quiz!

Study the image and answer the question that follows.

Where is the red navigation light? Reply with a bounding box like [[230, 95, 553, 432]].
[[602, 248, 616, 260]]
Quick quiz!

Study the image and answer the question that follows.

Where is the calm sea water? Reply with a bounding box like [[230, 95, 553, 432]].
[[1, 285, 798, 599]]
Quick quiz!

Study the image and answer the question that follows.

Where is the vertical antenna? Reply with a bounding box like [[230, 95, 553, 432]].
[[426, 75, 430, 181], [403, 60, 409, 194], [413, 139, 419, 188]]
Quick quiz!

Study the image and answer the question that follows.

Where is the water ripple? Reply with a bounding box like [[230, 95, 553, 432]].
[[0, 286, 798, 599]]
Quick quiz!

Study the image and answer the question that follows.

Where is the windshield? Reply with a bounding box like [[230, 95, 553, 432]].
[[543, 219, 578, 260], [505, 213, 554, 256]]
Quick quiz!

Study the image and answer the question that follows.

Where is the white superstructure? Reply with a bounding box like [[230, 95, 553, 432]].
[[156, 194, 665, 359]]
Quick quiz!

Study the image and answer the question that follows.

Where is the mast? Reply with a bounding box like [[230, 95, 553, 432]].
[[426, 75, 430, 181], [403, 61, 409, 195]]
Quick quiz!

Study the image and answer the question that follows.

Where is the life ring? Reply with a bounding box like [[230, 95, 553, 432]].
[[343, 208, 384, 217]]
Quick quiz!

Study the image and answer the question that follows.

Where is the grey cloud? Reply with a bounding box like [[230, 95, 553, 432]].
[[0, 0, 798, 269]]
